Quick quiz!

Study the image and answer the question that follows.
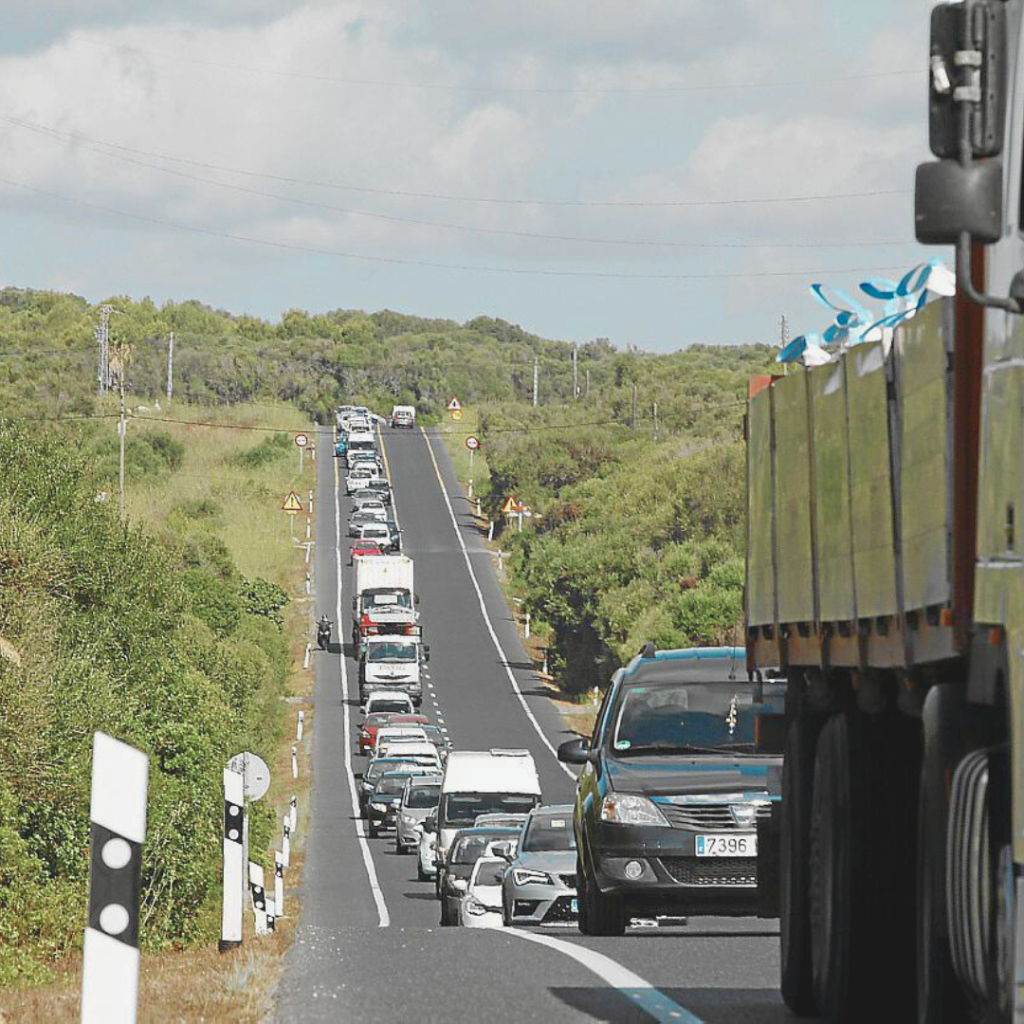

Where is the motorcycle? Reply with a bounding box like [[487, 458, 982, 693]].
[[317, 619, 332, 650]]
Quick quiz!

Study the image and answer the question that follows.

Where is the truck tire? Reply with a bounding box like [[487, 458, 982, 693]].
[[578, 855, 626, 936], [809, 711, 868, 1022], [779, 715, 819, 1016], [917, 685, 970, 1024]]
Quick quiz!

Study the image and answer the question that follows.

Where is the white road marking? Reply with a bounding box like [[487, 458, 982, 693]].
[[421, 428, 574, 779], [499, 928, 704, 1023], [332, 447, 390, 928]]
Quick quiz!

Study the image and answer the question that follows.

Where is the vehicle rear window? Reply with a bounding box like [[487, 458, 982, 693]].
[[376, 776, 411, 796], [369, 700, 411, 714]]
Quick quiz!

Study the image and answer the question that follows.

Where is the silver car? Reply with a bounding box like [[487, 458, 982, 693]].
[[501, 804, 578, 926], [395, 775, 442, 855]]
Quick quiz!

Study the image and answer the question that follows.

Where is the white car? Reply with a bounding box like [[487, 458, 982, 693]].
[[459, 858, 507, 928], [362, 690, 415, 718], [354, 501, 388, 521], [418, 824, 438, 880], [378, 741, 441, 771], [347, 468, 382, 495], [372, 726, 428, 758]]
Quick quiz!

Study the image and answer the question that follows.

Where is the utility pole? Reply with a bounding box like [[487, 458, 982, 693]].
[[780, 313, 790, 348], [532, 354, 539, 408], [585, 368, 590, 400], [166, 331, 175, 402], [631, 383, 638, 430], [95, 305, 112, 396], [571, 345, 579, 399], [117, 333, 127, 521]]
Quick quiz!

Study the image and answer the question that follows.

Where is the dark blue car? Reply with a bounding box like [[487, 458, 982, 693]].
[[558, 644, 786, 935]]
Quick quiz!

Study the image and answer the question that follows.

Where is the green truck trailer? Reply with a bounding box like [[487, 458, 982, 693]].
[[747, 2, 1024, 1021]]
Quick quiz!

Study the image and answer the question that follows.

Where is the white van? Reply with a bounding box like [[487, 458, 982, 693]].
[[391, 405, 416, 429], [433, 749, 541, 866]]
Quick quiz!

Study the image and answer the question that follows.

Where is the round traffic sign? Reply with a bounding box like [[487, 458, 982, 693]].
[[227, 751, 271, 802], [451, 409, 464, 422], [465, 435, 480, 451], [294, 433, 309, 448]]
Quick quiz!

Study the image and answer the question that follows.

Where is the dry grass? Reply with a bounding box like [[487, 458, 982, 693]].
[[0, 403, 318, 1023]]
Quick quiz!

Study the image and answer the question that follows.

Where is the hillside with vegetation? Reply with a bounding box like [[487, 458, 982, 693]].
[[0, 395, 310, 993]]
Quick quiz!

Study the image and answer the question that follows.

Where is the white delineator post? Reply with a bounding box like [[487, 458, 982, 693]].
[[297, 710, 305, 742], [275, 852, 285, 918], [249, 862, 269, 936], [282, 819, 292, 868], [219, 767, 244, 952], [81, 732, 149, 1024], [290, 795, 298, 833], [292, 745, 298, 779]]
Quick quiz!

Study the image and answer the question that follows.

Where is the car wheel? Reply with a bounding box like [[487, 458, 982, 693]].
[[579, 853, 625, 936], [440, 898, 453, 927], [368, 823, 378, 839], [417, 862, 428, 882]]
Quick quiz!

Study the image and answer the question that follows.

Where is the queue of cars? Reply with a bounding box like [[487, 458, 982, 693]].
[[339, 406, 787, 936]]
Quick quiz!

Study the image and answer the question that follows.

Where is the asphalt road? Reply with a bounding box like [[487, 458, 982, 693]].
[[277, 425, 787, 1023]]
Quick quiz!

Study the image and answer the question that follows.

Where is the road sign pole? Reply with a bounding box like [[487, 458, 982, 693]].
[[299, 446, 304, 475]]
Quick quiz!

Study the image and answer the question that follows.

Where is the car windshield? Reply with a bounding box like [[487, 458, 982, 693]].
[[611, 681, 779, 755], [368, 700, 411, 714], [405, 785, 441, 809], [474, 862, 507, 886], [375, 775, 410, 796], [367, 643, 417, 662], [421, 726, 445, 744], [367, 592, 411, 609], [522, 814, 576, 852], [442, 793, 537, 826], [366, 761, 402, 782], [452, 835, 510, 864]]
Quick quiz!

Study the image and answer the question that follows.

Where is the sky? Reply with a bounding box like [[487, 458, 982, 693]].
[[0, 0, 937, 351]]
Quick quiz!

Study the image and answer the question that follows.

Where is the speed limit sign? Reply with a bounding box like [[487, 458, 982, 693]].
[[294, 433, 309, 448], [465, 435, 480, 451]]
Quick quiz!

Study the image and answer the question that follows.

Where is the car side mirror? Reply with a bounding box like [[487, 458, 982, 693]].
[[557, 737, 591, 765], [424, 815, 437, 833], [422, 646, 431, 663], [915, 158, 1002, 244]]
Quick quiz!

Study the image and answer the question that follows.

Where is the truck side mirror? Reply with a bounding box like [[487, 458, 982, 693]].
[[424, 814, 437, 833], [915, 157, 1002, 244], [927, 0, 1006, 159], [557, 737, 590, 765]]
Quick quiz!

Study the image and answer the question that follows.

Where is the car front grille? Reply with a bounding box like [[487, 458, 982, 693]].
[[658, 802, 770, 831], [513, 899, 540, 917], [542, 895, 578, 923], [659, 857, 757, 888]]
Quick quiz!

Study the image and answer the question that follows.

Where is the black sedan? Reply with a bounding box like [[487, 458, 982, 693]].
[[558, 644, 785, 935]]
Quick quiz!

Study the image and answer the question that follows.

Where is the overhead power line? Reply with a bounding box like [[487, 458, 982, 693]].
[[70, 33, 925, 96], [0, 114, 910, 210], [3, 115, 915, 252], [0, 174, 913, 282]]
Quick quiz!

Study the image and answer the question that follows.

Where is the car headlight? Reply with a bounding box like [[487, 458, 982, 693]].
[[401, 814, 417, 825], [600, 793, 670, 827], [450, 878, 468, 892], [370, 802, 387, 812], [465, 899, 488, 916], [512, 868, 552, 887]]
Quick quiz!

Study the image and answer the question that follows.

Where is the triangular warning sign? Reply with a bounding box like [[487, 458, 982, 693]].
[[501, 495, 520, 515], [282, 491, 303, 513], [447, 397, 462, 411]]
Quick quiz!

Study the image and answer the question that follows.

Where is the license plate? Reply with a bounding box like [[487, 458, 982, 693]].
[[570, 898, 578, 914], [695, 833, 757, 857]]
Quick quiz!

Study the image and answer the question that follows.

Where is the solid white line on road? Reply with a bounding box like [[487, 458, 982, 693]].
[[499, 928, 704, 1024], [421, 428, 574, 780], [333, 448, 390, 928]]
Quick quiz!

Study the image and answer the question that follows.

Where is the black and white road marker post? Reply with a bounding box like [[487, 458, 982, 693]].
[[248, 862, 269, 936], [282, 818, 291, 868], [289, 794, 297, 833], [275, 852, 285, 918], [219, 767, 244, 953], [81, 732, 149, 1024]]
